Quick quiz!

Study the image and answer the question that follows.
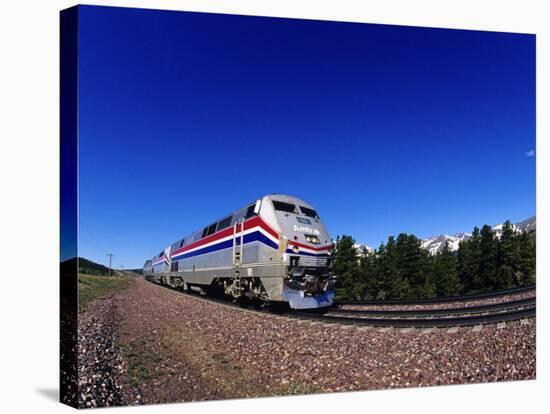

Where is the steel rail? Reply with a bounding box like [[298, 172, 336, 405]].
[[291, 307, 535, 328], [332, 297, 536, 317], [335, 284, 536, 306]]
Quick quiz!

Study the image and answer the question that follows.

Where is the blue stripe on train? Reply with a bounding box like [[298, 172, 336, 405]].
[[171, 230, 278, 261]]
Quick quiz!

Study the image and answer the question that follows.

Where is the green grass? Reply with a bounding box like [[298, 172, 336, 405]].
[[126, 358, 154, 387], [121, 339, 165, 387], [78, 273, 133, 311], [254, 381, 321, 398], [78, 257, 121, 276]]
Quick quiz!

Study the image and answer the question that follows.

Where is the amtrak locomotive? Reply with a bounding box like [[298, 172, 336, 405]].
[[143, 194, 336, 309]]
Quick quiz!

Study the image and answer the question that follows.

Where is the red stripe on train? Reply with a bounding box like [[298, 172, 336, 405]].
[[170, 216, 280, 257], [288, 241, 334, 251]]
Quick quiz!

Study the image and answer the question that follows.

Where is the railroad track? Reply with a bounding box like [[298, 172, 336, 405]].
[[147, 280, 536, 328], [292, 306, 535, 328], [335, 284, 535, 306], [329, 297, 536, 319]]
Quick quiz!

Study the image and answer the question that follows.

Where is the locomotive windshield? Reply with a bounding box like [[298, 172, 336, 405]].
[[299, 206, 319, 219], [272, 200, 297, 213]]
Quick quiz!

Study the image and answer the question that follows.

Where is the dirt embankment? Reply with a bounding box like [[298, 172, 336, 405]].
[[77, 278, 536, 407]]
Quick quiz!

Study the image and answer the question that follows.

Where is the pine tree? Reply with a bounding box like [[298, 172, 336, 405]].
[[333, 235, 363, 299], [496, 264, 514, 289], [457, 239, 472, 292], [390, 275, 412, 299], [496, 220, 520, 287], [517, 232, 536, 285], [378, 237, 398, 299], [423, 257, 437, 298], [333, 217, 535, 300], [433, 241, 460, 296], [467, 226, 482, 291], [479, 225, 498, 291], [394, 233, 429, 298], [368, 242, 386, 299], [498, 220, 517, 269], [359, 250, 378, 299]]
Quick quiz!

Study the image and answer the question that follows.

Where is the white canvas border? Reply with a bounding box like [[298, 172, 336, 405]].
[[0, 1, 546, 413]]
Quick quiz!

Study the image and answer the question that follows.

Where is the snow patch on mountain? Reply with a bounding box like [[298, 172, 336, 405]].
[[354, 243, 374, 255], [421, 233, 470, 255], [515, 216, 537, 233]]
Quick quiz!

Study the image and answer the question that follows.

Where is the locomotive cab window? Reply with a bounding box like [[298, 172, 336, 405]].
[[245, 203, 256, 219], [206, 223, 217, 236], [217, 216, 232, 231], [299, 206, 319, 219], [272, 200, 297, 214]]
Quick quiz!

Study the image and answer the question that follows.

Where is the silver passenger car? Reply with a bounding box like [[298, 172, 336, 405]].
[[143, 194, 336, 309], [143, 260, 153, 281]]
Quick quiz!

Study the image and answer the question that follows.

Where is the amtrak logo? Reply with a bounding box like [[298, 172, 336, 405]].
[[293, 225, 320, 235]]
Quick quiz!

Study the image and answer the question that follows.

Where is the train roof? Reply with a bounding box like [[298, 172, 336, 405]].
[[150, 194, 319, 259]]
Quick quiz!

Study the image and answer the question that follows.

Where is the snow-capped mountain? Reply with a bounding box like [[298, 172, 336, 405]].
[[352, 216, 535, 256], [421, 216, 535, 255], [354, 243, 374, 255], [421, 233, 471, 255], [507, 216, 536, 233]]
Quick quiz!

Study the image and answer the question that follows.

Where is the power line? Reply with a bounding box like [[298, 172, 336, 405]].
[[106, 253, 115, 277]]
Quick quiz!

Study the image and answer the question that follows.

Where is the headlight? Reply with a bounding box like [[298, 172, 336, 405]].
[[292, 245, 300, 253], [305, 235, 320, 244]]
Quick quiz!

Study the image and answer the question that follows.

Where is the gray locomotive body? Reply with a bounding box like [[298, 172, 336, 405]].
[[143, 194, 336, 309]]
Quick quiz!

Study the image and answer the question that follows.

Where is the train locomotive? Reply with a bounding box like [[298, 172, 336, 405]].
[[143, 194, 336, 309]]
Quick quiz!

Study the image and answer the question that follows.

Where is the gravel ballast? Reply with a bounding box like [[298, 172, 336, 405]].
[[77, 295, 129, 408], [77, 278, 536, 407]]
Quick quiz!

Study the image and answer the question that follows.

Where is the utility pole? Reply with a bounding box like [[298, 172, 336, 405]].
[[106, 253, 115, 277]]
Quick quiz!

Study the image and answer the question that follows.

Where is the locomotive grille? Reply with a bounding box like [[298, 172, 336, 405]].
[[298, 256, 330, 267]]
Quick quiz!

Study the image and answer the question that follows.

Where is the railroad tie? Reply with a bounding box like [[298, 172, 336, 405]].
[[378, 327, 393, 333]]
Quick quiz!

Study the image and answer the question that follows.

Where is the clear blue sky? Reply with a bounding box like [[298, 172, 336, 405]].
[[75, 5, 535, 269]]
